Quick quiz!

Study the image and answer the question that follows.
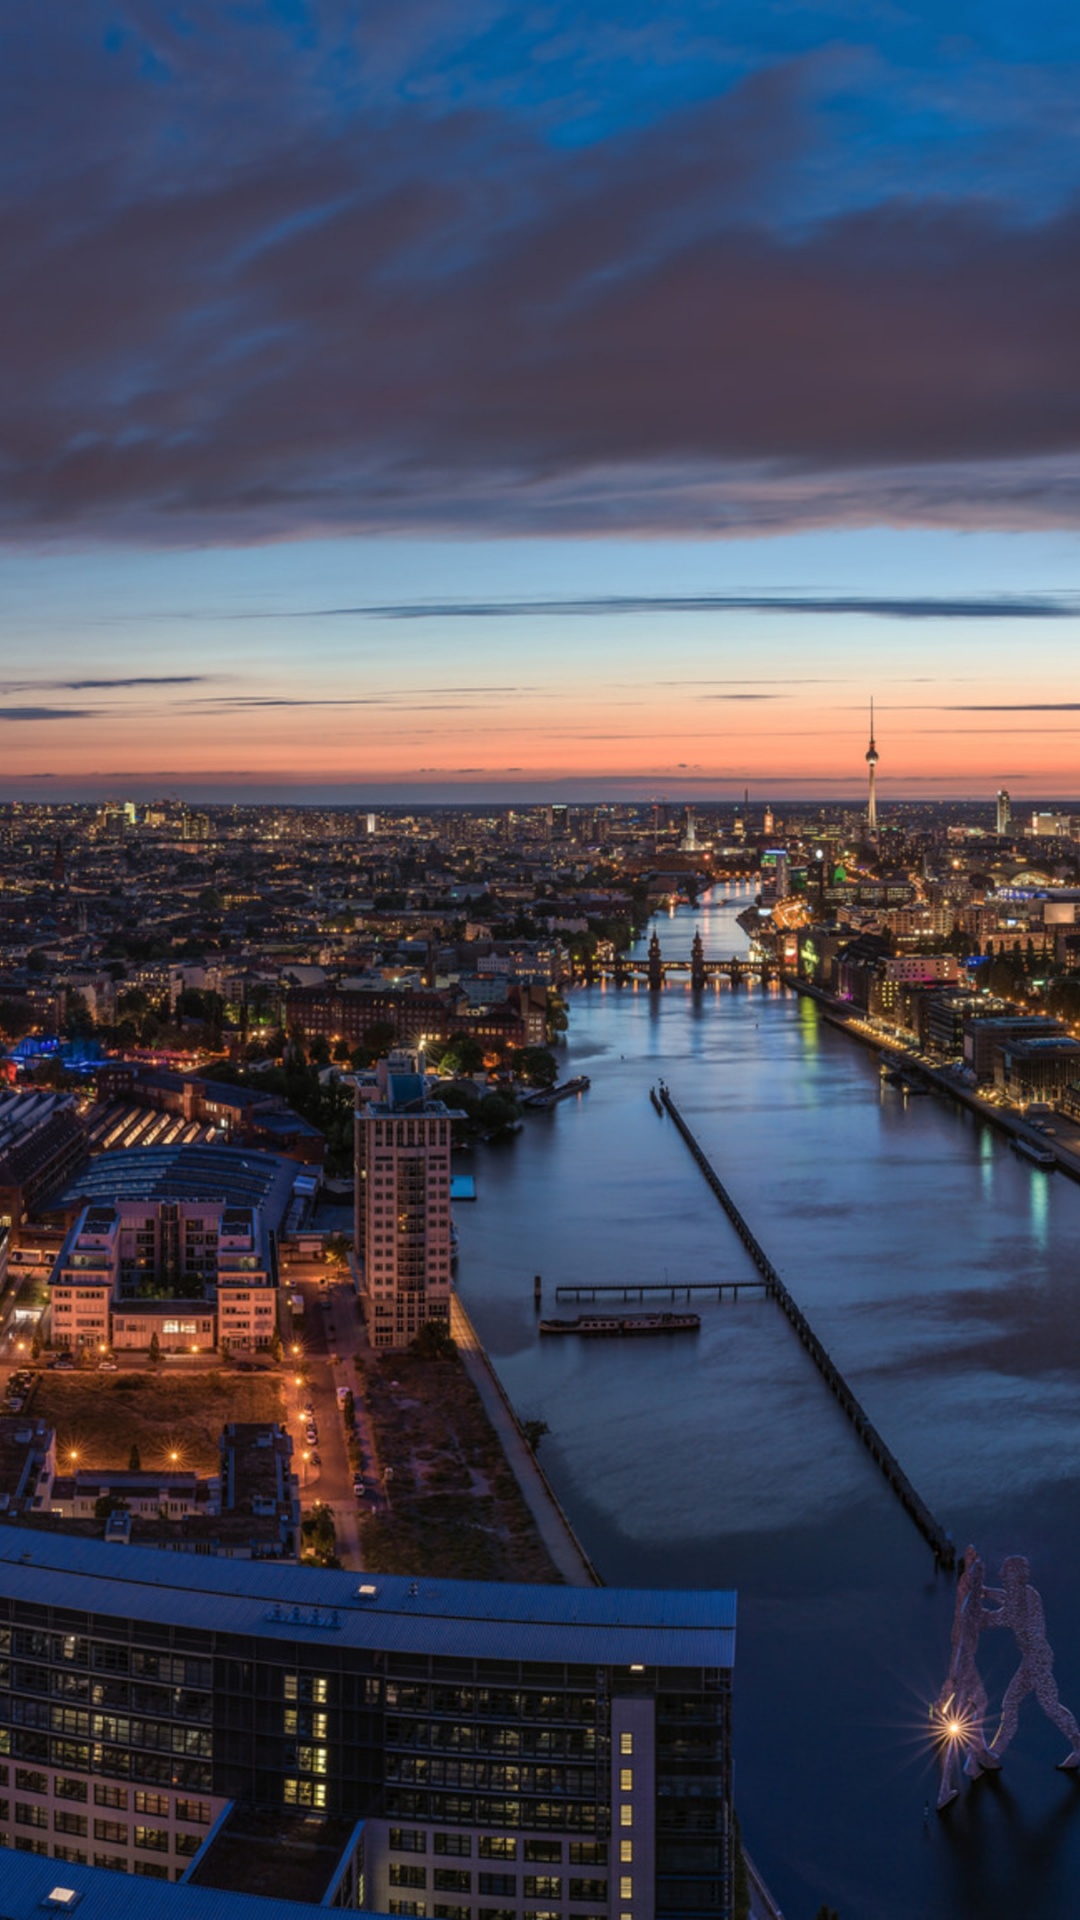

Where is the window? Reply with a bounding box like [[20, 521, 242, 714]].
[[283, 1779, 327, 1809], [54, 1810, 89, 1837], [478, 1874, 516, 1897], [619, 1769, 633, 1792], [390, 1865, 427, 1889], [620, 1878, 633, 1900], [434, 1834, 471, 1857], [95, 1785, 128, 1810], [620, 1807, 632, 1828], [525, 1840, 561, 1863], [175, 1832, 202, 1856], [133, 1860, 169, 1880], [135, 1791, 169, 1817], [620, 1842, 633, 1864], [15, 1804, 48, 1829], [433, 1870, 470, 1893], [15, 1770, 47, 1794], [480, 1837, 517, 1860], [390, 1829, 428, 1854], [570, 1883, 608, 1903], [524, 1878, 562, 1899], [620, 1733, 634, 1755], [176, 1800, 211, 1825], [135, 1825, 170, 1852], [432, 1907, 470, 1920], [570, 1844, 607, 1867], [388, 1903, 426, 1917], [94, 1853, 127, 1872], [55, 1778, 88, 1803], [94, 1819, 128, 1844]]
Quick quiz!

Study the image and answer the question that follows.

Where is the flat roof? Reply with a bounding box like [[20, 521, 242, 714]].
[[0, 1527, 735, 1668], [0, 1848, 366, 1920], [55, 1144, 299, 1232]]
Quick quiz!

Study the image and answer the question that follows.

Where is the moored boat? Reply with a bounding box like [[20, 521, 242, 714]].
[[539, 1310, 700, 1337]]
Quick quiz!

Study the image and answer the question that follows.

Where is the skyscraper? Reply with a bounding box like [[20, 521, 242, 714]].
[[355, 1057, 453, 1350], [997, 788, 1011, 835], [865, 699, 879, 838]]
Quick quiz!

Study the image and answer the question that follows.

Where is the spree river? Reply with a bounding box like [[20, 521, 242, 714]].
[[456, 889, 1080, 1920]]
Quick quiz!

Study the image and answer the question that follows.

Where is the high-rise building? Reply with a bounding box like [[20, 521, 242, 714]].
[[996, 788, 1011, 836], [865, 700, 879, 838], [0, 1536, 736, 1918], [355, 1058, 453, 1350]]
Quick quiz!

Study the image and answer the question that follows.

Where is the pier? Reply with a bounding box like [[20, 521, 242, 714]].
[[658, 1084, 955, 1570], [556, 1280, 767, 1302]]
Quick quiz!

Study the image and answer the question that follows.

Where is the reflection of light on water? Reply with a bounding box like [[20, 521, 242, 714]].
[[798, 996, 819, 1052], [1030, 1169, 1049, 1249], [980, 1128, 994, 1198]]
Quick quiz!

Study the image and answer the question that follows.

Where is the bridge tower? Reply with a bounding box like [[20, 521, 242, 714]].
[[648, 930, 663, 992], [690, 928, 706, 991]]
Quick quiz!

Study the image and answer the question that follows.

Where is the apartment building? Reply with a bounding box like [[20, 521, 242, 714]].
[[0, 1535, 736, 1919], [355, 1062, 453, 1351]]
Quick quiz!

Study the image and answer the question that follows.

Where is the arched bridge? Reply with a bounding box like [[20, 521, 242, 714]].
[[573, 930, 775, 989]]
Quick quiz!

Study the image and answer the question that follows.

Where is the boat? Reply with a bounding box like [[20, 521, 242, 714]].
[[1012, 1136, 1056, 1168], [538, 1311, 701, 1337]]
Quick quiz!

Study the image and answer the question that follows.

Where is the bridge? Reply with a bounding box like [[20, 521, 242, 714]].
[[573, 929, 775, 988]]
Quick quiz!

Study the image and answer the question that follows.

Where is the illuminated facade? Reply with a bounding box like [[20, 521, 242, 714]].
[[0, 1536, 736, 1919], [355, 1062, 453, 1351]]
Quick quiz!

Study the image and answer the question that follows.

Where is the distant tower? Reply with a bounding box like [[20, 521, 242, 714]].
[[690, 928, 706, 991], [763, 803, 774, 837], [648, 930, 663, 992], [865, 699, 879, 838], [997, 788, 1011, 836], [680, 807, 698, 853], [52, 839, 65, 887]]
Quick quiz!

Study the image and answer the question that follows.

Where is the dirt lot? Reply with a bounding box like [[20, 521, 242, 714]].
[[356, 1351, 559, 1583], [31, 1371, 285, 1473]]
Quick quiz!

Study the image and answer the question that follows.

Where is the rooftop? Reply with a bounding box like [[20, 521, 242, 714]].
[[0, 1527, 736, 1668], [0, 1848, 364, 1920]]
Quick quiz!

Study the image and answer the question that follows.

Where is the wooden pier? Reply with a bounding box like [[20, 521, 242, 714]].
[[556, 1280, 768, 1303], [658, 1084, 955, 1570]]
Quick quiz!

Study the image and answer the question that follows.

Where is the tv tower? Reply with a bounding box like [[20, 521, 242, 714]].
[[865, 698, 879, 838]]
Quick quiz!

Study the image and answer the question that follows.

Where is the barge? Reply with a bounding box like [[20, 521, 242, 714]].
[[539, 1310, 700, 1337]]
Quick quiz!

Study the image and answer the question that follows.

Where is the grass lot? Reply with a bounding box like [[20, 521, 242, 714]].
[[356, 1352, 559, 1583], [31, 1371, 285, 1473]]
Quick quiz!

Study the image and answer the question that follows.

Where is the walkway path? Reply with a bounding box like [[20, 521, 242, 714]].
[[450, 1294, 601, 1588]]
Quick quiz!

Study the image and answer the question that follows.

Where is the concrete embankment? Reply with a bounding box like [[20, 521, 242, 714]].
[[450, 1294, 602, 1588], [783, 973, 1080, 1185]]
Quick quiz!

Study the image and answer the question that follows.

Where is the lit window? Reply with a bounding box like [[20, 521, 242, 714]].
[[620, 1878, 633, 1900], [619, 1769, 633, 1791], [620, 1842, 633, 1863], [620, 1732, 633, 1755], [620, 1807, 632, 1829]]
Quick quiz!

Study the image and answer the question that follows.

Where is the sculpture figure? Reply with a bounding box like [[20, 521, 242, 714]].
[[935, 1545, 999, 1809], [985, 1556, 1080, 1769]]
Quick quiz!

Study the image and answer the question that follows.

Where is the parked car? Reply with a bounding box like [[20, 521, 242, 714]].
[[305, 1425, 318, 1445]]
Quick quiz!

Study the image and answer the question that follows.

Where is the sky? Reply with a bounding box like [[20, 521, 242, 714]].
[[1, 0, 1078, 803]]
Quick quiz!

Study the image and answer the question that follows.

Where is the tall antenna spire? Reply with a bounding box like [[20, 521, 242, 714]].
[[865, 697, 879, 838]]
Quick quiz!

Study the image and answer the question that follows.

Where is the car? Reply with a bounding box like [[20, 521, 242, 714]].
[[51, 1354, 75, 1371], [98, 1359, 117, 1372], [305, 1426, 318, 1445], [336, 1386, 349, 1409], [310, 1452, 321, 1466], [353, 1477, 365, 1497]]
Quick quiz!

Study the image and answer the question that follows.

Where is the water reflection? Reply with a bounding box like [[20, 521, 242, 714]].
[[456, 889, 1080, 1919]]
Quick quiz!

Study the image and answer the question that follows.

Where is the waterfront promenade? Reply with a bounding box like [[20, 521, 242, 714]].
[[449, 1294, 601, 1587]]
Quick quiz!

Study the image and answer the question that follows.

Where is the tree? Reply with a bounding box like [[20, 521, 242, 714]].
[[325, 1232, 350, 1268], [409, 1320, 458, 1361], [271, 1332, 284, 1363], [522, 1419, 549, 1452], [342, 1389, 356, 1431], [129, 1444, 141, 1471], [148, 1332, 161, 1365]]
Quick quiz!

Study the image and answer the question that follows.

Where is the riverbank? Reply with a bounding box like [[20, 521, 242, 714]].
[[783, 973, 1080, 1184], [450, 1294, 602, 1587]]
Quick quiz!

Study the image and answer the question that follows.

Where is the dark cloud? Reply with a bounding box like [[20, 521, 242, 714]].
[[0, 707, 94, 721], [0, 11, 1078, 539], [942, 702, 1080, 711], [298, 594, 1080, 621], [0, 675, 208, 692]]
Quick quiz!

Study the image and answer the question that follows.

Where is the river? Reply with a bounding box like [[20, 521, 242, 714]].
[[455, 887, 1080, 1920]]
